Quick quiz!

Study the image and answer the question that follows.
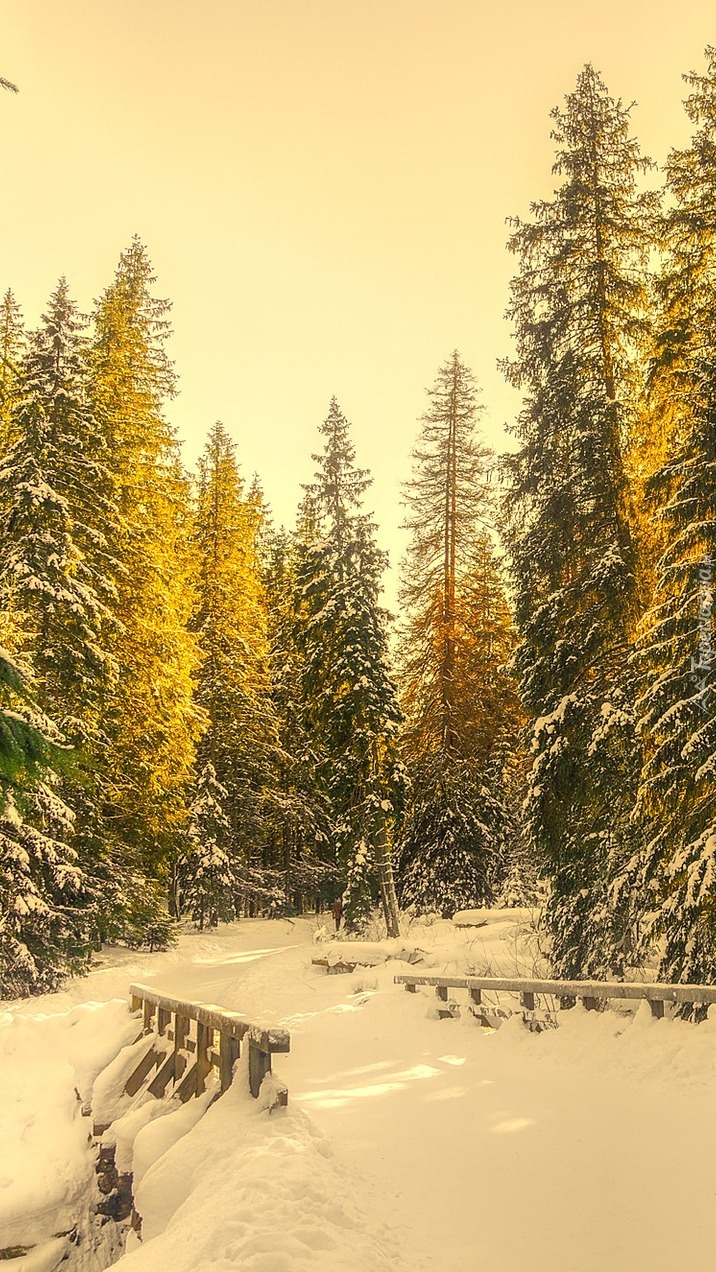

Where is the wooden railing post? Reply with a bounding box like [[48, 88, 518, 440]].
[[249, 1033, 271, 1099], [220, 1030, 240, 1092]]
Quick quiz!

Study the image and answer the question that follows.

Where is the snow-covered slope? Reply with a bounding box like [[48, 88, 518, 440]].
[[4, 913, 716, 1271]]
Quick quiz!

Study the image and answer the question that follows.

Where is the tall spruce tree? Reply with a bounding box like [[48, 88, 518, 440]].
[[191, 421, 280, 916], [0, 647, 87, 997], [90, 239, 203, 919], [635, 48, 716, 984], [503, 65, 655, 975], [263, 525, 335, 912], [296, 399, 402, 933], [397, 353, 521, 917], [0, 290, 24, 453], [0, 280, 125, 949]]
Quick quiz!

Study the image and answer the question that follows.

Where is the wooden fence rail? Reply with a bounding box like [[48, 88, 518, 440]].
[[394, 973, 716, 1025], [119, 983, 290, 1120]]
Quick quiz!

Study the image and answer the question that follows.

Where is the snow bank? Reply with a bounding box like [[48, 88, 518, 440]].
[[452, 906, 537, 927], [0, 1000, 137, 1249], [318, 939, 427, 968], [115, 1052, 399, 1272]]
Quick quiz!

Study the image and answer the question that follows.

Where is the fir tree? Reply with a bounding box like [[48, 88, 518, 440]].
[[89, 239, 203, 908], [263, 525, 335, 913], [296, 399, 403, 933], [0, 290, 24, 453], [180, 762, 235, 930], [503, 66, 655, 975], [0, 648, 87, 997], [191, 422, 280, 916], [397, 353, 521, 917], [635, 48, 716, 984]]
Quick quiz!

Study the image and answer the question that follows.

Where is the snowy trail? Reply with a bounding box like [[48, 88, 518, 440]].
[[5, 917, 716, 1271]]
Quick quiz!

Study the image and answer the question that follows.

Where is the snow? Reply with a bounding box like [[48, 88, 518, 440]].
[[452, 906, 537, 927], [4, 914, 716, 1271]]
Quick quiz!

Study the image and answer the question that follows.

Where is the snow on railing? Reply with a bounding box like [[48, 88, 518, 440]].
[[112, 983, 291, 1130], [394, 973, 716, 1027]]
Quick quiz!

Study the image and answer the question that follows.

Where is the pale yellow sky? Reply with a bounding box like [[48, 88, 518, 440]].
[[2, 0, 715, 598]]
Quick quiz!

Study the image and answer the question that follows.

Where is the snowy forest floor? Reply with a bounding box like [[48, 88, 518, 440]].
[[4, 914, 716, 1271]]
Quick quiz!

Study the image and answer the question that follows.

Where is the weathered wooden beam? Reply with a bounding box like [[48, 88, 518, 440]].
[[249, 1038, 271, 1098], [582, 997, 602, 1012], [521, 991, 536, 1011], [195, 1022, 213, 1095], [175, 1061, 199, 1102], [649, 999, 665, 1020], [220, 1031, 240, 1093], [125, 1045, 163, 1097], [147, 1051, 178, 1098], [173, 1013, 189, 1085], [394, 973, 716, 1006], [157, 1006, 171, 1035]]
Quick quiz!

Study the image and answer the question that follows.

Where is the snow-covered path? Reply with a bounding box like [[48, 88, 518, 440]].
[[5, 916, 716, 1271]]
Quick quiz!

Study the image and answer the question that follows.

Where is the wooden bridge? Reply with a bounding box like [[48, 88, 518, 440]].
[[91, 985, 291, 1235], [395, 972, 716, 1026], [119, 982, 290, 1117]]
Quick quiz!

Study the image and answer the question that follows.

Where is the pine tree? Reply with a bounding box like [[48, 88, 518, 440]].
[[0, 279, 118, 728], [0, 290, 24, 453], [89, 240, 203, 910], [397, 353, 520, 916], [191, 421, 280, 916], [503, 66, 655, 975], [263, 525, 335, 913], [0, 648, 87, 997], [180, 762, 235, 930], [296, 399, 403, 933], [635, 48, 716, 984], [0, 280, 125, 950]]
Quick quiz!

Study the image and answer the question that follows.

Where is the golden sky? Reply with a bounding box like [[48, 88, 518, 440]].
[[2, 0, 715, 592]]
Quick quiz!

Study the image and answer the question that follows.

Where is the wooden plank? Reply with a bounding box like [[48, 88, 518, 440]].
[[521, 991, 536, 1011], [219, 1031, 240, 1092], [394, 974, 716, 1006], [249, 1037, 272, 1098], [157, 1007, 171, 1035], [142, 1000, 155, 1032], [125, 1044, 163, 1096], [173, 1013, 189, 1085], [147, 1051, 178, 1098], [649, 999, 665, 1020], [175, 1061, 199, 1102], [195, 1022, 213, 1095], [582, 997, 602, 1012], [129, 985, 253, 1037]]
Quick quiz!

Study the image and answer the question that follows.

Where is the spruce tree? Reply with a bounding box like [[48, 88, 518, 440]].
[[191, 421, 280, 916], [180, 762, 235, 930], [0, 280, 124, 950], [264, 525, 335, 913], [635, 48, 716, 984], [0, 648, 87, 997], [397, 353, 521, 917], [0, 290, 24, 452], [503, 66, 655, 975], [296, 399, 402, 933], [89, 239, 203, 910]]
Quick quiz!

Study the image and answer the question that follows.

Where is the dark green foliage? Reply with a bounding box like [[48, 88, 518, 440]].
[[503, 66, 654, 976]]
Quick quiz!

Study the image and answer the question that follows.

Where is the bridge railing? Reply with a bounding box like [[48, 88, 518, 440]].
[[124, 982, 290, 1111], [394, 973, 716, 1024]]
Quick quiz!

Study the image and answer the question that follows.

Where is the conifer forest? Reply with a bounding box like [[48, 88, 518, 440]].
[[5, 51, 716, 1001]]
